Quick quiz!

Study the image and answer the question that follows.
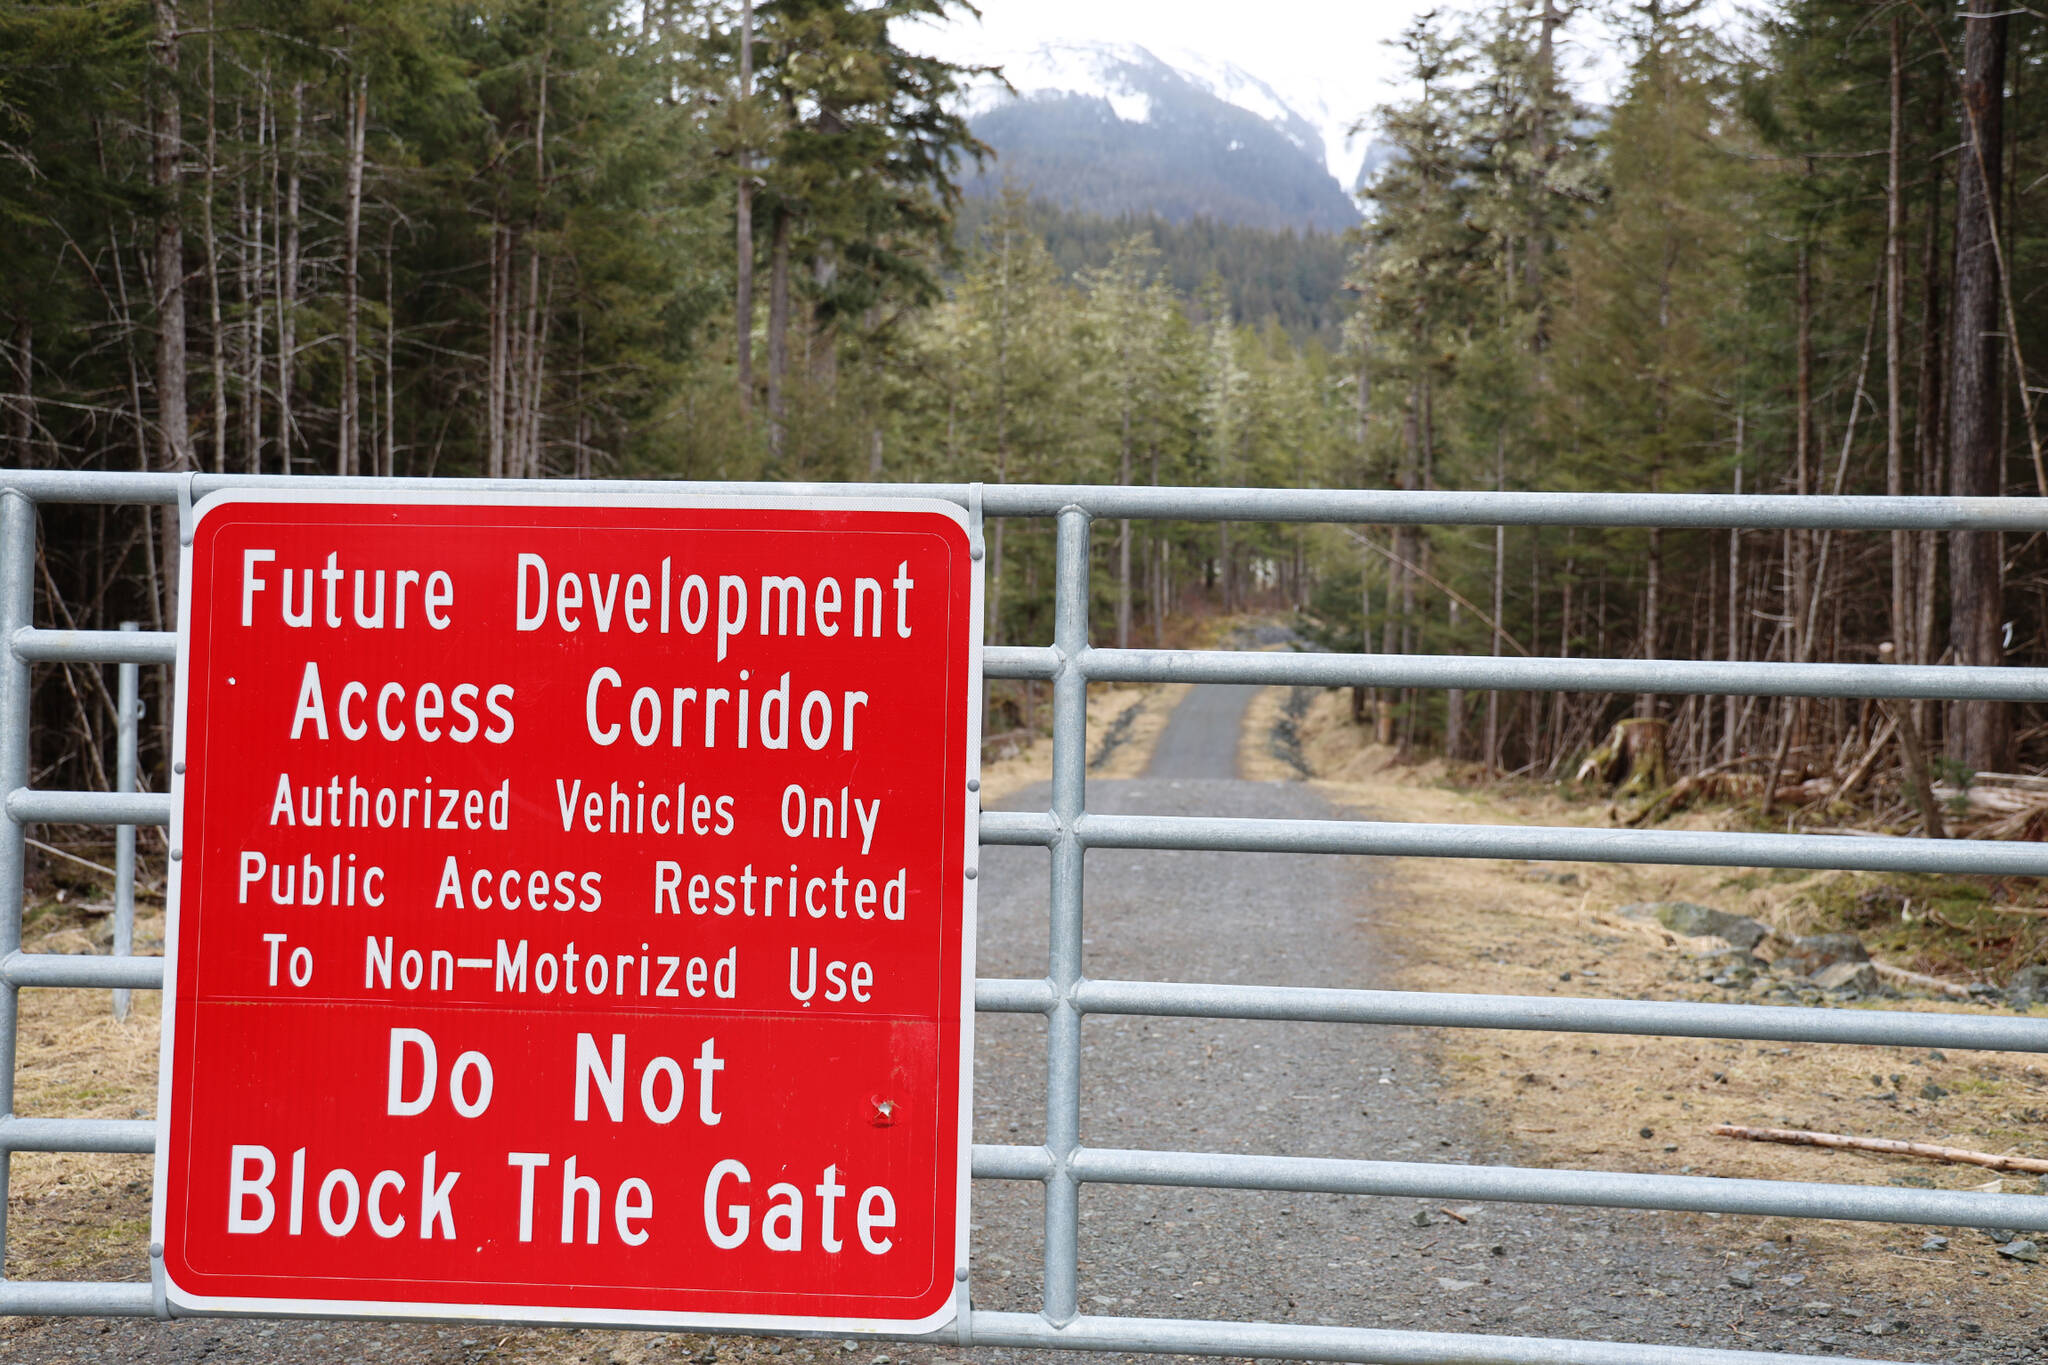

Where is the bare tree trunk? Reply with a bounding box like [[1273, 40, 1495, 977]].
[[1216, 395, 1232, 613], [525, 50, 549, 477], [1391, 385, 1422, 752], [734, 0, 754, 411], [151, 0, 190, 658], [528, 261, 553, 476], [1767, 231, 1813, 793], [1485, 435, 1504, 776], [506, 232, 526, 475], [339, 69, 367, 477], [573, 309, 591, 479], [1946, 0, 2010, 772], [4, 317, 29, 464], [203, 3, 226, 474], [383, 223, 396, 476], [1792, 236, 1813, 661], [488, 219, 506, 478], [241, 86, 265, 474], [1638, 524, 1660, 720], [1152, 445, 1166, 648], [1723, 444, 1742, 765], [1445, 596, 1464, 759], [1117, 378, 1132, 649], [1886, 16, 1911, 660], [1913, 146, 1944, 681], [278, 81, 302, 474], [985, 225, 1013, 656], [1523, 0, 1563, 331], [1549, 530, 1575, 775], [766, 208, 790, 456], [1352, 336, 1378, 724]]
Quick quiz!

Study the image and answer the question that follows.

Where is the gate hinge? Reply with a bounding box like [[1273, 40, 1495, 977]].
[[952, 1271, 974, 1346], [177, 472, 197, 547], [150, 1239, 170, 1318]]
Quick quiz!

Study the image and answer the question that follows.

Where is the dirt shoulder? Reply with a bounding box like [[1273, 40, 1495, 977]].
[[1246, 684, 2048, 1340]]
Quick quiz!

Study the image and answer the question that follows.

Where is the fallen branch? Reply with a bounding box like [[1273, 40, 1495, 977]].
[[1835, 714, 1899, 801], [1711, 1124, 2048, 1174], [25, 836, 120, 881], [1969, 771, 2048, 794], [1868, 961, 1974, 999]]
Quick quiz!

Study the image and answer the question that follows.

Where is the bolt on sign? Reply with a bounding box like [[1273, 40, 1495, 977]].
[[153, 492, 982, 1333]]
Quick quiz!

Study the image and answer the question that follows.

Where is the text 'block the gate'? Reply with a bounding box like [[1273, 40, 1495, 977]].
[[153, 492, 981, 1332]]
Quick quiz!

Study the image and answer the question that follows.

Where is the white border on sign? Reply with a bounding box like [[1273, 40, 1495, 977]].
[[150, 487, 984, 1338]]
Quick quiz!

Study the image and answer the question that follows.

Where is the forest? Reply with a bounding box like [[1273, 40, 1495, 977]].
[[2, 0, 2046, 825]]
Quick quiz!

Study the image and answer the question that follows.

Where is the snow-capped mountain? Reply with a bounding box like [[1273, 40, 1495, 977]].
[[1153, 48, 1367, 190], [959, 42, 1367, 233]]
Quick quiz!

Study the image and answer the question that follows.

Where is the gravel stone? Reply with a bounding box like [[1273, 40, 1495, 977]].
[[1780, 932, 1871, 975], [1620, 901, 1770, 949], [1813, 960, 1881, 995], [2008, 964, 2048, 1009]]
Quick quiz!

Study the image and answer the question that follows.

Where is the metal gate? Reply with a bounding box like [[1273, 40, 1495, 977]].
[[6, 470, 2048, 1364]]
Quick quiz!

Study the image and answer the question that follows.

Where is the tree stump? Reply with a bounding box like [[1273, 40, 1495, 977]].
[[1576, 717, 1670, 807]]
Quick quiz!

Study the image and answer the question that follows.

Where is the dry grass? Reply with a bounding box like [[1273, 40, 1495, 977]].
[[1253, 684, 2048, 1326], [976, 681, 1190, 803], [5, 891, 163, 1283]]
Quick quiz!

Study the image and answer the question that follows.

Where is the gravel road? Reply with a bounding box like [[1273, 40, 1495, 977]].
[[7, 684, 2039, 1364], [1137, 683, 1263, 780]]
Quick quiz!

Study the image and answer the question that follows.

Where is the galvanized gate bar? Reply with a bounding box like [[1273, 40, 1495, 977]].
[[964, 1310, 1877, 1365], [0, 490, 32, 1280], [0, 1117, 155, 1154], [6, 468, 2048, 532], [978, 810, 1061, 845], [0, 1283, 157, 1317], [8, 473, 2048, 1365], [1041, 507, 1091, 1326], [1074, 811, 2048, 876], [10, 628, 179, 665], [981, 976, 2048, 1051], [113, 625, 139, 1021], [985, 645, 1063, 680], [967, 1144, 2048, 1231], [6, 790, 172, 827], [36, 794, 2048, 879], [1079, 646, 2048, 701], [2, 951, 166, 989]]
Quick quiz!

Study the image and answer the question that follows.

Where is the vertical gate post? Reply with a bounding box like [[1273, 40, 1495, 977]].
[[113, 623, 139, 1021], [1048, 509, 1097, 1326], [1042, 506, 1091, 1327], [0, 490, 37, 1274]]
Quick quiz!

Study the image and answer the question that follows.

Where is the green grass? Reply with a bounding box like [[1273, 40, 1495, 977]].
[[1788, 872, 2044, 980]]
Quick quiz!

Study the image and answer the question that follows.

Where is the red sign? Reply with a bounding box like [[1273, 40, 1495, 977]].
[[154, 492, 981, 1333]]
